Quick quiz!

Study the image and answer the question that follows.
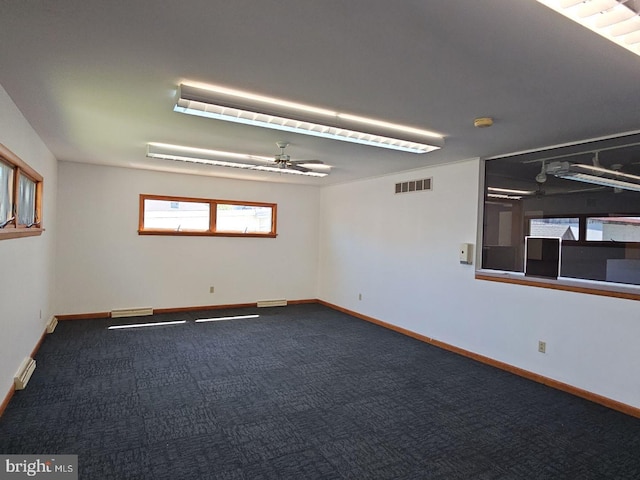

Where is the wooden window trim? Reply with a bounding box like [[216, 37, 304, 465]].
[[0, 144, 44, 241], [138, 194, 277, 238], [475, 271, 640, 302]]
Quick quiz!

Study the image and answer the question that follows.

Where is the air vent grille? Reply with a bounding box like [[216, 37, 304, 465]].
[[395, 177, 432, 194], [257, 299, 288, 308], [14, 357, 36, 390], [111, 307, 154, 318], [46, 316, 58, 334]]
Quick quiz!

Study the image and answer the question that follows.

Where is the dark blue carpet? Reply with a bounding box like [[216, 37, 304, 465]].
[[1, 303, 639, 479]]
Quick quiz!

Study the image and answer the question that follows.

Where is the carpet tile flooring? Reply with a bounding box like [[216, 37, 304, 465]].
[[1, 304, 640, 479]]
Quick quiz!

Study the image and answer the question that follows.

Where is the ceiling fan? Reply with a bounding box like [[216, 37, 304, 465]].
[[272, 141, 325, 173]]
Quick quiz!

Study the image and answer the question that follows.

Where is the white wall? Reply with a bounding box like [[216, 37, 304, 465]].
[[0, 85, 57, 396], [5, 82, 638, 411], [318, 159, 640, 409], [55, 162, 320, 314]]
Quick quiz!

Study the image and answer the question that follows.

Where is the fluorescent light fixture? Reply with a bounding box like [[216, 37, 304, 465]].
[[195, 314, 260, 323], [174, 83, 444, 154], [108, 320, 187, 330], [487, 193, 524, 200], [487, 187, 535, 195], [146, 142, 328, 177], [547, 160, 640, 192], [537, 1, 640, 58]]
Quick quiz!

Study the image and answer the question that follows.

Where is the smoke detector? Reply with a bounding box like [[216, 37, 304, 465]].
[[474, 117, 494, 128]]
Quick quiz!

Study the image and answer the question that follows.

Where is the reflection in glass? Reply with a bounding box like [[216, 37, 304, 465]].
[[482, 133, 640, 286]]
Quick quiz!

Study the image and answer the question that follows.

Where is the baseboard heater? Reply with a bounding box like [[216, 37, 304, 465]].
[[257, 299, 287, 308], [111, 307, 154, 318], [46, 316, 58, 333], [14, 357, 36, 390]]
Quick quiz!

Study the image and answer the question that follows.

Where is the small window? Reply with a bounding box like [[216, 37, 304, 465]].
[[143, 199, 210, 232], [216, 204, 273, 234], [529, 217, 579, 241], [0, 144, 43, 240], [587, 217, 640, 242], [17, 173, 37, 226], [139, 194, 276, 237]]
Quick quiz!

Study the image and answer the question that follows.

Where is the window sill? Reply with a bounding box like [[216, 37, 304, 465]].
[[138, 230, 277, 238], [475, 269, 640, 302], [0, 228, 44, 240]]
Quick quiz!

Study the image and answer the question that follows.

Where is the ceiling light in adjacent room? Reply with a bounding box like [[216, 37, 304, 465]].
[[546, 160, 640, 192], [174, 83, 444, 154], [487, 187, 535, 195]]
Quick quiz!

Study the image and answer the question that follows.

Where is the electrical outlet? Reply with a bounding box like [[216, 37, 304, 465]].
[[209, 286, 215, 294], [358, 293, 362, 301], [538, 341, 546, 353]]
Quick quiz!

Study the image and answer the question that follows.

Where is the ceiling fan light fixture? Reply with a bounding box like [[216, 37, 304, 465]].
[[174, 83, 444, 154], [146, 143, 328, 177], [535, 161, 547, 183], [537, 0, 640, 58]]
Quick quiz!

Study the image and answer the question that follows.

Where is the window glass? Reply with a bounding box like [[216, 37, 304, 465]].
[[482, 133, 640, 286], [17, 174, 36, 226], [0, 161, 13, 224], [587, 217, 640, 242], [143, 199, 209, 231], [139, 194, 277, 237], [216, 204, 272, 233], [529, 218, 579, 240], [0, 145, 43, 240]]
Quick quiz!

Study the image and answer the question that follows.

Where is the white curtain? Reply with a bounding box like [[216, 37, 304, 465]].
[[0, 162, 12, 224], [18, 174, 35, 225]]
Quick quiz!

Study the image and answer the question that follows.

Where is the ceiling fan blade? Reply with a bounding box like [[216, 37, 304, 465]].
[[288, 164, 311, 173], [289, 159, 324, 165]]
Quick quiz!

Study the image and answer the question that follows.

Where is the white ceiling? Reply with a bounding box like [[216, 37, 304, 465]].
[[1, 0, 639, 186]]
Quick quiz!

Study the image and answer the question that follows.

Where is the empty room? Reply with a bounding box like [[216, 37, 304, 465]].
[[1, 1, 640, 479]]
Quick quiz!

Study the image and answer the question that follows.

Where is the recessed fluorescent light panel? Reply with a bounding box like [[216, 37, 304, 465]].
[[146, 142, 329, 177], [537, 0, 640, 58], [174, 83, 444, 154]]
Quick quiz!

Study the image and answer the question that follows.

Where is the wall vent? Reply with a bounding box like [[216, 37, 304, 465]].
[[257, 299, 288, 308], [14, 357, 36, 390], [395, 177, 432, 194], [111, 307, 154, 318], [46, 316, 58, 334]]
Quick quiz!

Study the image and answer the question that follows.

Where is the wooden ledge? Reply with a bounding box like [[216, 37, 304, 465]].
[[475, 273, 640, 302], [0, 228, 44, 240]]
